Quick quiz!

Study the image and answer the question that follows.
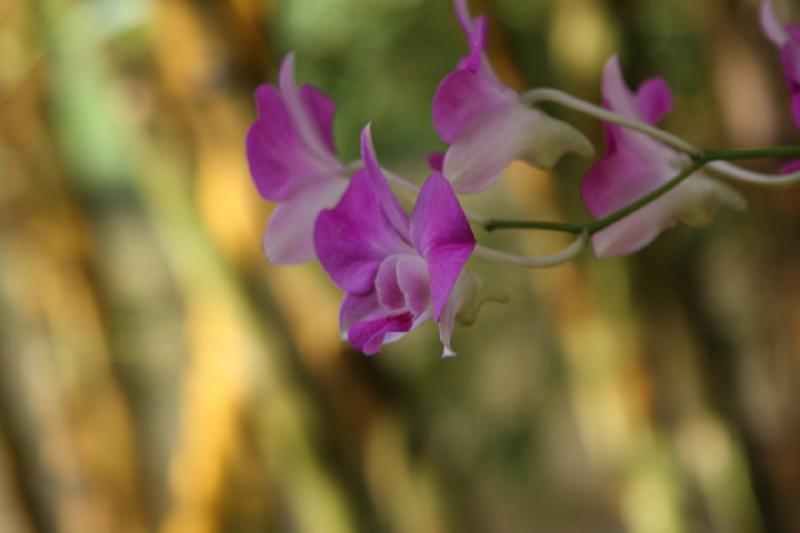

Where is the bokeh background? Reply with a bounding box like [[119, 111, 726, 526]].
[[2, 0, 800, 531]]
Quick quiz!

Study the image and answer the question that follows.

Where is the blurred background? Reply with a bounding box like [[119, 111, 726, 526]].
[[1, 0, 800, 531]]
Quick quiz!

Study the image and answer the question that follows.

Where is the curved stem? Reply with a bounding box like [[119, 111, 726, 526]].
[[522, 87, 702, 156], [706, 161, 800, 188], [473, 231, 588, 268]]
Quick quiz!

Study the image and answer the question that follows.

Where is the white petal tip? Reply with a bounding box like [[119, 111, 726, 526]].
[[442, 347, 457, 358]]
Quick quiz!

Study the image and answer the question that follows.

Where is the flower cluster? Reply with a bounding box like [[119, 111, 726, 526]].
[[246, 0, 800, 356]]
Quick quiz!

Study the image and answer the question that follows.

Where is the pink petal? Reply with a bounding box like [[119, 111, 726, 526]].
[[299, 84, 337, 154], [396, 255, 432, 316], [376, 254, 431, 316], [340, 292, 383, 333], [581, 149, 676, 218], [591, 175, 745, 258], [443, 104, 593, 194], [314, 170, 412, 295], [433, 69, 514, 143], [427, 152, 445, 172], [411, 173, 475, 320], [247, 85, 340, 201], [375, 255, 408, 311], [635, 78, 674, 125], [263, 177, 348, 264], [360, 125, 412, 242], [761, 0, 789, 46], [348, 313, 414, 355], [453, 0, 488, 72], [278, 54, 339, 167]]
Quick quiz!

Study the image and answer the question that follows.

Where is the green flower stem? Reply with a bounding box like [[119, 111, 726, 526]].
[[473, 231, 588, 268], [485, 161, 706, 236], [484, 220, 584, 233], [700, 146, 800, 162], [585, 161, 704, 234]]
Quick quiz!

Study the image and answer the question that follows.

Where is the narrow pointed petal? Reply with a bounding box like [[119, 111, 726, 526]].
[[314, 170, 411, 294], [443, 105, 594, 194], [762, 0, 789, 45], [360, 125, 412, 242], [263, 178, 348, 264], [411, 174, 475, 320], [453, 0, 488, 72]]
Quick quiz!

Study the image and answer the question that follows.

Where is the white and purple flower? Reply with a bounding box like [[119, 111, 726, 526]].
[[246, 54, 348, 264], [432, 0, 593, 193], [581, 57, 745, 257], [314, 126, 478, 355]]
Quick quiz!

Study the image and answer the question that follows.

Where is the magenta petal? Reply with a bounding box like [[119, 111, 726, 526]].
[[340, 292, 383, 333], [348, 313, 414, 355], [581, 151, 674, 218], [299, 84, 337, 154], [375, 254, 431, 315], [375, 255, 407, 310], [247, 87, 336, 201], [314, 170, 412, 294], [360, 126, 412, 242], [427, 152, 445, 172], [395, 256, 431, 316], [433, 69, 513, 143], [635, 78, 674, 124], [453, 0, 488, 72], [411, 173, 475, 320]]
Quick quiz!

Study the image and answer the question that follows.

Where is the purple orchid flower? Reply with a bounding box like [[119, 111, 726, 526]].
[[581, 57, 746, 257], [761, 0, 800, 131], [432, 0, 593, 194], [246, 53, 348, 264], [314, 126, 477, 356]]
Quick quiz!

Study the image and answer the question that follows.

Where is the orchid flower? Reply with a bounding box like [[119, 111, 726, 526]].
[[581, 57, 746, 257], [314, 126, 488, 356], [246, 53, 348, 264], [431, 0, 594, 194]]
